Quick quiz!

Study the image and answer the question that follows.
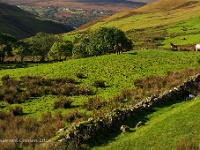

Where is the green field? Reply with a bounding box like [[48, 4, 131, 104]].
[[91, 96, 200, 150], [0, 50, 200, 118]]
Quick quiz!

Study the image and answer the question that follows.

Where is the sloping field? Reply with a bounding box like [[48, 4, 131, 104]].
[[70, 0, 200, 49], [91, 96, 200, 150], [0, 50, 200, 118]]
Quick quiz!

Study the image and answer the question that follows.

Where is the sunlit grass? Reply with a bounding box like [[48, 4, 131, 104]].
[[0, 50, 200, 118], [92, 96, 200, 150]]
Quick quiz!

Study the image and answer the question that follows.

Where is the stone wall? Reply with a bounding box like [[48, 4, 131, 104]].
[[43, 73, 200, 148]]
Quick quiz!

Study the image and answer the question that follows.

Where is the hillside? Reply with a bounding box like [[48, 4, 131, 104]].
[[71, 0, 200, 49], [0, 0, 200, 149], [77, 0, 200, 29], [2, 0, 147, 28], [91, 96, 200, 150], [0, 3, 74, 39]]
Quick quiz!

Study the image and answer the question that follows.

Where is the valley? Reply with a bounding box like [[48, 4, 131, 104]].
[[0, 0, 200, 149]]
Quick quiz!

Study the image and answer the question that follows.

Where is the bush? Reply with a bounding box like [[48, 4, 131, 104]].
[[4, 94, 15, 104], [1, 74, 10, 82], [78, 86, 95, 95], [0, 111, 12, 120], [53, 97, 73, 109], [93, 80, 106, 88], [9, 106, 23, 116], [65, 110, 80, 123], [82, 96, 106, 110], [76, 72, 86, 79]]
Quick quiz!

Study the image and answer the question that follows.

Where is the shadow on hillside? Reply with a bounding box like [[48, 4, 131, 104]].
[[87, 98, 185, 148], [0, 62, 29, 70], [0, 61, 53, 70], [127, 51, 137, 55]]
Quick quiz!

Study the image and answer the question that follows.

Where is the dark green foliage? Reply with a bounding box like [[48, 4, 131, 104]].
[[73, 27, 132, 57], [25, 32, 58, 62], [15, 40, 32, 62], [53, 97, 74, 109], [49, 40, 74, 61], [93, 80, 106, 88], [0, 32, 17, 62]]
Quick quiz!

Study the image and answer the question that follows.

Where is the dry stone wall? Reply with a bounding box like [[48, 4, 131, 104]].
[[45, 73, 200, 148]]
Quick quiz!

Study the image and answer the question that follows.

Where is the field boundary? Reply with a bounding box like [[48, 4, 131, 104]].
[[41, 73, 200, 149]]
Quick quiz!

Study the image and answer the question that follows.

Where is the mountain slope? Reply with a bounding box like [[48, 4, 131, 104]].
[[71, 0, 200, 50], [77, 0, 200, 31], [0, 3, 74, 39]]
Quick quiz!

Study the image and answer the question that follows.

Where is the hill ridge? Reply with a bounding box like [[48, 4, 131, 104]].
[[0, 3, 74, 39]]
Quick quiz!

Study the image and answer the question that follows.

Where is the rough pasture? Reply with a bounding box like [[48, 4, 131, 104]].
[[0, 50, 200, 118]]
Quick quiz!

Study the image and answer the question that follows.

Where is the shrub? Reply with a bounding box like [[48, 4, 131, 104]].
[[93, 80, 106, 88], [76, 72, 86, 79], [60, 84, 77, 96], [9, 106, 23, 116], [41, 111, 53, 123], [53, 97, 73, 109], [82, 96, 106, 110], [1, 74, 10, 82], [0, 111, 12, 120], [78, 86, 95, 95], [65, 110, 80, 123], [4, 94, 15, 104]]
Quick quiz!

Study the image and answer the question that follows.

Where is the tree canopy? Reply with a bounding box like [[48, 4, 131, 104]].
[[0, 32, 17, 62], [25, 32, 57, 62], [73, 27, 132, 57]]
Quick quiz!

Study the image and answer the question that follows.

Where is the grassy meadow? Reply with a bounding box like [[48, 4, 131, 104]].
[[91, 96, 200, 150], [0, 50, 200, 118]]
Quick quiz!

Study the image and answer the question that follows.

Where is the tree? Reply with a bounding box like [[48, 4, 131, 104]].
[[73, 38, 90, 58], [15, 41, 32, 62], [26, 32, 57, 62], [0, 32, 17, 62], [73, 27, 132, 57], [49, 40, 74, 61]]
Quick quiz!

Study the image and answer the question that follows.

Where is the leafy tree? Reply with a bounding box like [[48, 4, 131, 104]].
[[0, 32, 17, 62], [15, 41, 32, 62], [26, 32, 57, 62], [49, 40, 74, 61], [73, 38, 90, 58], [73, 27, 132, 57]]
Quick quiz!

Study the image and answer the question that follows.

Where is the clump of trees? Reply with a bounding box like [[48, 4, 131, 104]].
[[0, 32, 17, 62], [1, 27, 132, 62], [0, 32, 74, 62], [23, 32, 74, 62], [73, 27, 133, 58]]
